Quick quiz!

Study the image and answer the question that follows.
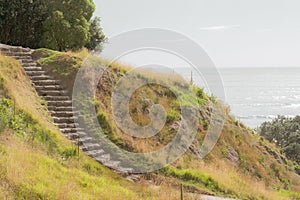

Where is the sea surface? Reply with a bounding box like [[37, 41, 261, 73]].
[[175, 67, 300, 128]]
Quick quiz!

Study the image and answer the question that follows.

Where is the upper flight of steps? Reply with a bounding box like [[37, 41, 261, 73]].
[[0, 44, 133, 175]]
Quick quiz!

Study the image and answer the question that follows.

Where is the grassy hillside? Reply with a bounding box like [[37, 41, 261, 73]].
[[0, 54, 186, 200], [1, 49, 300, 199], [90, 57, 300, 199]]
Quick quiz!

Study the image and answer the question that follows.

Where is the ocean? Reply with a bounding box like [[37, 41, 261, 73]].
[[175, 67, 300, 128]]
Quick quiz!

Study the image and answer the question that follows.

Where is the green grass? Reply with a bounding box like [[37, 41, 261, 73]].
[[34, 48, 82, 76], [161, 166, 237, 198], [0, 96, 139, 199], [0, 54, 187, 200], [6, 49, 300, 200]]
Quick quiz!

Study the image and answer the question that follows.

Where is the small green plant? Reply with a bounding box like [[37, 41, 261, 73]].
[[162, 167, 232, 195], [141, 101, 148, 112], [166, 109, 180, 123], [202, 119, 210, 130], [221, 148, 228, 157], [61, 147, 77, 159], [97, 112, 111, 134], [295, 165, 300, 175], [0, 98, 11, 132], [131, 107, 138, 114], [193, 87, 205, 99]]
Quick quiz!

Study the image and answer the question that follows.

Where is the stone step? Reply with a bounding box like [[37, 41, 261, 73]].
[[86, 149, 105, 157], [81, 143, 102, 151], [32, 80, 61, 86], [3, 51, 31, 56], [55, 123, 78, 129], [60, 127, 84, 134], [60, 128, 78, 135], [51, 111, 75, 117], [104, 160, 121, 169], [38, 90, 68, 96], [35, 85, 63, 91], [29, 75, 51, 81], [22, 62, 37, 67], [47, 101, 72, 107], [53, 117, 77, 124], [117, 167, 133, 174], [44, 96, 69, 101], [10, 55, 32, 60], [26, 71, 45, 76], [48, 106, 74, 112], [65, 132, 87, 140], [23, 66, 43, 71], [95, 154, 110, 163], [78, 136, 98, 145], [0, 47, 10, 52], [9, 47, 31, 53], [19, 59, 33, 64], [65, 133, 79, 140], [60, 128, 78, 134]]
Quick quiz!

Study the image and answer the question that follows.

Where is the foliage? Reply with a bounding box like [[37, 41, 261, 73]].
[[0, 98, 59, 152], [0, 54, 181, 200], [85, 17, 106, 51], [161, 166, 236, 197], [260, 115, 300, 164], [0, 0, 105, 51], [97, 112, 112, 135], [166, 109, 180, 123], [0, 98, 11, 132], [0, 0, 48, 48], [1, 50, 300, 199], [36, 49, 82, 76], [40, 0, 94, 51]]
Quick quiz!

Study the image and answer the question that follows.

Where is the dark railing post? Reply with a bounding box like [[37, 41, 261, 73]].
[[181, 184, 184, 200], [77, 136, 80, 160]]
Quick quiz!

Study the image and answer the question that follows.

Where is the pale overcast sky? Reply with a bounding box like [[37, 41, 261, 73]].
[[94, 0, 300, 68]]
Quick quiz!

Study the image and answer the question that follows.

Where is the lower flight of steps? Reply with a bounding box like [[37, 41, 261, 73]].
[[0, 44, 134, 175]]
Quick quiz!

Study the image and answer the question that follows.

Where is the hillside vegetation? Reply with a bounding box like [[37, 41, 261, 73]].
[[260, 116, 300, 171], [0, 0, 105, 51], [0, 54, 185, 200], [0, 49, 300, 199]]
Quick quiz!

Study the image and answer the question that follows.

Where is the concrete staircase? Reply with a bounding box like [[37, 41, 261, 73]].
[[0, 44, 133, 174]]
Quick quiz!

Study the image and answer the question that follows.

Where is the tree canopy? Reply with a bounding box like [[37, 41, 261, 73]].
[[259, 115, 300, 164], [0, 0, 105, 51]]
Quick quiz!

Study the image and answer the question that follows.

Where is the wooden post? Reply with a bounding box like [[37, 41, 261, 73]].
[[77, 135, 80, 160], [181, 184, 184, 200], [190, 71, 193, 85], [13, 99, 16, 117]]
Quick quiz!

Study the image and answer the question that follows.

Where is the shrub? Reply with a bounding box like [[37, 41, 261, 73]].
[[166, 109, 180, 123], [97, 112, 112, 134], [61, 147, 77, 159], [0, 98, 11, 132], [162, 167, 228, 194]]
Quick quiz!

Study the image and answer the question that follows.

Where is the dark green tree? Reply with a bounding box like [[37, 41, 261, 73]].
[[0, 0, 48, 48], [40, 10, 72, 51], [40, 0, 95, 51], [260, 115, 300, 164], [85, 17, 106, 51], [0, 0, 105, 51]]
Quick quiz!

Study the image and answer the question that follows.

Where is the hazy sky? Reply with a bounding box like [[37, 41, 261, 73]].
[[94, 0, 300, 68]]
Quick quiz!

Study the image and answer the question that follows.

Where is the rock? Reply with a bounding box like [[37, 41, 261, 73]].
[[126, 174, 142, 182], [226, 147, 239, 165]]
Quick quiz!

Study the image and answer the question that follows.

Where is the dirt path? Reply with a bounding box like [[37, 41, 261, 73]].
[[188, 193, 237, 200]]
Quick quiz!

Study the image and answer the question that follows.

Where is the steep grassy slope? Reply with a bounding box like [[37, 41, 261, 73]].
[[0, 54, 187, 200], [9, 48, 300, 200], [91, 61, 300, 199]]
